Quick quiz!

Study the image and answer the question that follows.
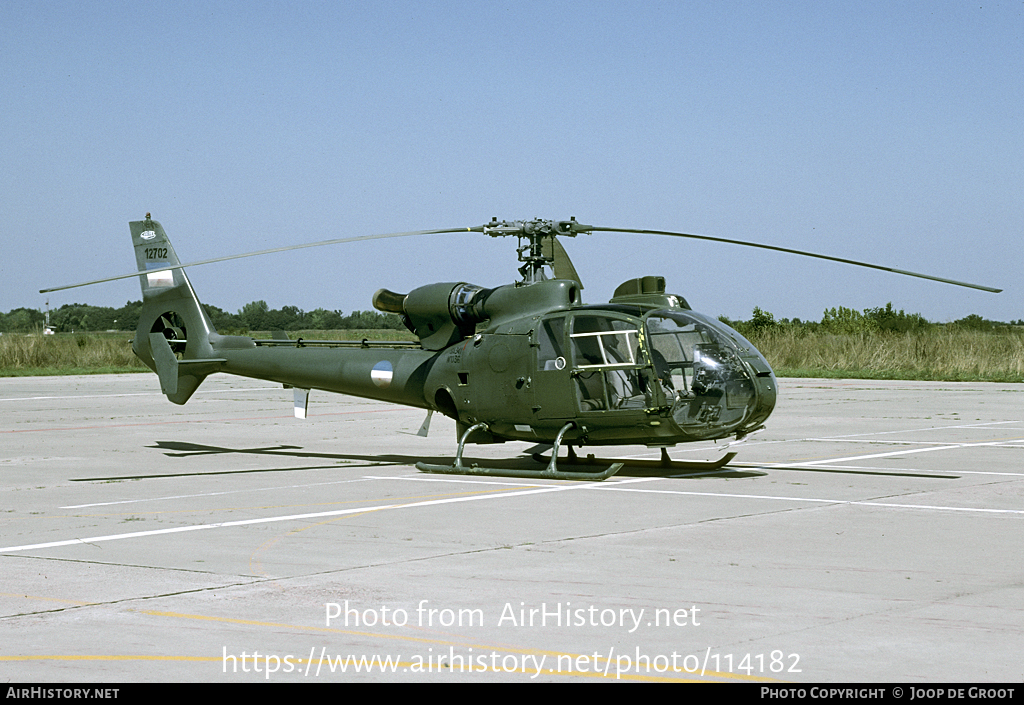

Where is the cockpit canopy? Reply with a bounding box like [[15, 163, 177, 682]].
[[645, 309, 775, 437], [536, 307, 776, 440]]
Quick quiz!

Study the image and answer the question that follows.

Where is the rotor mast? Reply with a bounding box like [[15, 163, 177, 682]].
[[482, 217, 590, 284]]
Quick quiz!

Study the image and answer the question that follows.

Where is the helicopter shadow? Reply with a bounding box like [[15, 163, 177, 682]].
[[526, 452, 768, 479], [70, 440, 764, 482], [70, 440, 602, 482], [616, 466, 767, 479], [68, 440, 803, 483], [147, 440, 496, 473], [72, 440, 434, 482]]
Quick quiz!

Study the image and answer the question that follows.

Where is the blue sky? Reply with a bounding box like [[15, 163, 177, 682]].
[[3, 1, 1021, 324]]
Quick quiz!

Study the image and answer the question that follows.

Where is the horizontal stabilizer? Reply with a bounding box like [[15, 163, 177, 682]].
[[147, 333, 225, 404]]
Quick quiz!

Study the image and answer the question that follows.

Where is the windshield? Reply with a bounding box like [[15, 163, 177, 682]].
[[645, 310, 766, 437]]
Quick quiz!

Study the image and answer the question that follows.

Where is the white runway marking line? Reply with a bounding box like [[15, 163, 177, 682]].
[[584, 486, 1024, 515], [0, 480, 607, 554], [615, 424, 1024, 470], [770, 420, 1021, 443], [734, 422, 1023, 462], [11, 418, 1021, 551], [753, 463, 1024, 477], [805, 438, 1024, 446], [0, 387, 282, 403], [797, 438, 1024, 466], [59, 477, 376, 509], [747, 432, 1024, 476]]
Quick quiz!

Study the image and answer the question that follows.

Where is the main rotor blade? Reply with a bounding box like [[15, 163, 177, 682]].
[[40, 226, 481, 294], [589, 226, 1002, 293]]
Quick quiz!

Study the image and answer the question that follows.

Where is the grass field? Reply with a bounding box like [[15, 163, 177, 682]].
[[748, 326, 1024, 382], [0, 329, 417, 377], [2, 327, 1023, 382]]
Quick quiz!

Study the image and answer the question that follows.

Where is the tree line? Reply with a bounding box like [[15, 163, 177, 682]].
[[1, 300, 1020, 335], [720, 303, 1021, 337], [0, 301, 405, 334]]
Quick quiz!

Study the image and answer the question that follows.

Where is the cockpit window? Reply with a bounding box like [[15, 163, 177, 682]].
[[569, 315, 649, 411], [570, 316, 640, 369], [537, 317, 566, 371]]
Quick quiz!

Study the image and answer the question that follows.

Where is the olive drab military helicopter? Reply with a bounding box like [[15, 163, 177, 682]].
[[42, 215, 1001, 481]]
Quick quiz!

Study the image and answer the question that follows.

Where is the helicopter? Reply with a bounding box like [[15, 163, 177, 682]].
[[42, 215, 1001, 481]]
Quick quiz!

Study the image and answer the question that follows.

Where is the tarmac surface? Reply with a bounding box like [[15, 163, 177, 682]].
[[1, 373, 1022, 683]]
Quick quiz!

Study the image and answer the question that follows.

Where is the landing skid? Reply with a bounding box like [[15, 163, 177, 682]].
[[417, 422, 622, 481], [530, 446, 737, 473]]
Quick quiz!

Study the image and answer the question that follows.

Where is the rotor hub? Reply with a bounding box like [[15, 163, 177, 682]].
[[482, 217, 592, 283]]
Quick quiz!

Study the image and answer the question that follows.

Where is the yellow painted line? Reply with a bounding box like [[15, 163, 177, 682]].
[[136, 609, 775, 682], [2, 610, 779, 682], [0, 654, 735, 681], [139, 609, 502, 649], [0, 655, 217, 662], [0, 652, 765, 682]]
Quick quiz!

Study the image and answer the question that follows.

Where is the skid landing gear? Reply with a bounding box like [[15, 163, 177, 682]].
[[531, 446, 737, 474], [655, 446, 737, 471], [417, 422, 622, 481]]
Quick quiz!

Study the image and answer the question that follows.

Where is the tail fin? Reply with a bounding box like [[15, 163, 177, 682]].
[[131, 216, 223, 404]]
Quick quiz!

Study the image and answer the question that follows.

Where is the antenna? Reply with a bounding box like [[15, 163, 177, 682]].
[[44, 299, 55, 335]]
